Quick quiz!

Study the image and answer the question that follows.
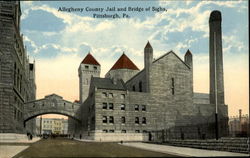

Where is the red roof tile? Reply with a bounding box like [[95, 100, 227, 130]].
[[81, 53, 100, 65], [110, 53, 139, 70]]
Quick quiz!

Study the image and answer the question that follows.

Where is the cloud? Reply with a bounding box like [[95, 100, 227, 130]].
[[21, 1, 248, 116]]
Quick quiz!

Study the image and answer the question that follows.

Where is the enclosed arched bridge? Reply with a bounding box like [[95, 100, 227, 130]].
[[24, 94, 81, 125]]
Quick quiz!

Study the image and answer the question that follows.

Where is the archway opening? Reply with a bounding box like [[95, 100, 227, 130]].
[[24, 113, 80, 138]]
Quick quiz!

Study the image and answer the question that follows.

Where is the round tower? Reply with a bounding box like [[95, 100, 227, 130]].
[[105, 52, 139, 83]]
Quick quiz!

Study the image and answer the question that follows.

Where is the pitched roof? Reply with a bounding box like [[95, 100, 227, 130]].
[[185, 49, 192, 56], [145, 41, 152, 49], [110, 53, 139, 70], [153, 50, 191, 69], [91, 77, 126, 90], [81, 53, 100, 65]]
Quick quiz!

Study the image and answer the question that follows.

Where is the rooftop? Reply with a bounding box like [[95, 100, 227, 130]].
[[110, 53, 139, 71], [81, 53, 100, 66]]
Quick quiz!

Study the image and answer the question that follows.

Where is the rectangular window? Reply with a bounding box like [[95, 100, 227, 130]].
[[121, 130, 126, 133], [103, 129, 108, 133], [133, 85, 135, 91], [135, 104, 139, 111], [102, 103, 107, 109], [135, 117, 139, 124], [109, 116, 114, 124], [121, 104, 125, 110], [135, 130, 140, 133], [102, 92, 107, 98], [142, 105, 146, 111], [121, 117, 125, 124], [103, 116, 107, 123], [109, 103, 114, 110], [109, 93, 113, 98], [109, 130, 114, 133], [142, 117, 146, 124], [121, 94, 125, 99], [85, 65, 89, 69], [94, 66, 97, 70]]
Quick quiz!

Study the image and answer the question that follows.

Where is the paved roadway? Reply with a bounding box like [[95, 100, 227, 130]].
[[12, 137, 178, 157]]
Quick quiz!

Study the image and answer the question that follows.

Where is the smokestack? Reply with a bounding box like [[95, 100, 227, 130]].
[[209, 10, 225, 105]]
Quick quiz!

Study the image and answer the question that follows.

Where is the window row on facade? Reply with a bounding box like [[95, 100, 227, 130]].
[[84, 65, 98, 70], [102, 103, 146, 111], [102, 129, 148, 133], [102, 92, 125, 99], [102, 116, 146, 124]]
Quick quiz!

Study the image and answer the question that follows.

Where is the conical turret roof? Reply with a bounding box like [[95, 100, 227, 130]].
[[81, 53, 100, 65], [110, 53, 139, 70]]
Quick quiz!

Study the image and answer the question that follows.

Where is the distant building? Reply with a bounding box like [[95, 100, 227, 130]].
[[41, 118, 68, 134], [229, 109, 249, 137]]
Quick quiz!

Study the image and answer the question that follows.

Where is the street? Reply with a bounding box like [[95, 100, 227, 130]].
[[13, 138, 178, 157]]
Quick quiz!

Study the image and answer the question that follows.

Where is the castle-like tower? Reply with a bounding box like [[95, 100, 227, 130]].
[[209, 10, 225, 105], [144, 42, 153, 93], [78, 53, 100, 103]]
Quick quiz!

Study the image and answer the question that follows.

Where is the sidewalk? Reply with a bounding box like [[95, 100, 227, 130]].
[[121, 142, 250, 157], [0, 137, 40, 158]]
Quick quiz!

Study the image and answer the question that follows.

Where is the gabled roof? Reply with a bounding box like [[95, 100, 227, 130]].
[[91, 77, 126, 90], [81, 53, 100, 66], [110, 53, 139, 70], [153, 50, 191, 69]]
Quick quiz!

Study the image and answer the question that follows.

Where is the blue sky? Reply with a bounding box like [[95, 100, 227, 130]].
[[20, 0, 248, 116]]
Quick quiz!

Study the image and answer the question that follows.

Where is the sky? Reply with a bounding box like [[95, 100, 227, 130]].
[[20, 0, 249, 118]]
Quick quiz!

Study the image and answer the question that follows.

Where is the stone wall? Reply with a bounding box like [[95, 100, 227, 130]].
[[105, 69, 140, 83], [78, 63, 100, 103], [0, 1, 36, 134]]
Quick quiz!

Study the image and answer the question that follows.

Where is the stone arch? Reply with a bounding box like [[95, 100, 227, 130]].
[[23, 94, 81, 127]]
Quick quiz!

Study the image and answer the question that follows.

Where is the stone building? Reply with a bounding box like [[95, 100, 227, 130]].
[[0, 1, 36, 134], [71, 10, 229, 141], [229, 110, 249, 137]]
